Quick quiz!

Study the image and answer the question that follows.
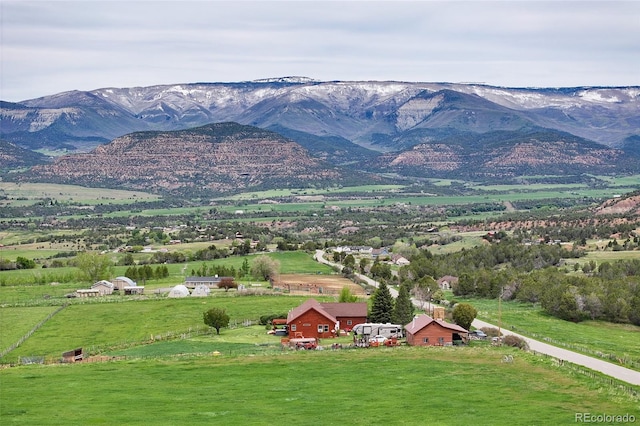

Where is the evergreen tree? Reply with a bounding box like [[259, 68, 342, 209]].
[[370, 282, 394, 323], [392, 284, 414, 325]]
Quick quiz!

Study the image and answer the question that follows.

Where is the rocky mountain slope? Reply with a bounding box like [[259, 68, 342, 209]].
[[368, 129, 635, 179], [595, 192, 640, 216], [0, 140, 49, 168], [2, 79, 638, 154], [27, 123, 343, 195]]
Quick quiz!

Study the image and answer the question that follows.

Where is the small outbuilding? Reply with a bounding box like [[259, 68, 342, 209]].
[[167, 284, 190, 298], [62, 348, 83, 363], [191, 284, 211, 297], [76, 288, 100, 298], [112, 276, 137, 291], [405, 315, 469, 346], [91, 280, 115, 296]]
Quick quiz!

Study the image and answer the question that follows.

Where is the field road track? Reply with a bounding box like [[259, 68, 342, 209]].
[[314, 250, 640, 386]]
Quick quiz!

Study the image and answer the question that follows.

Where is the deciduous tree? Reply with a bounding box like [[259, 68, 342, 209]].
[[451, 302, 477, 331], [203, 307, 230, 335], [75, 252, 113, 283], [251, 255, 280, 281], [338, 286, 358, 303]]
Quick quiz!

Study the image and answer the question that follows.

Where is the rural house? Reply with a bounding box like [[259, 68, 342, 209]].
[[286, 299, 368, 338], [287, 299, 338, 339], [404, 315, 469, 346], [184, 276, 235, 289], [319, 302, 368, 332], [437, 275, 458, 290]]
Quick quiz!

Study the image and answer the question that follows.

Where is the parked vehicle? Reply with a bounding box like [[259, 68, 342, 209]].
[[288, 337, 317, 350], [470, 330, 487, 340], [369, 335, 388, 344], [352, 323, 404, 339]]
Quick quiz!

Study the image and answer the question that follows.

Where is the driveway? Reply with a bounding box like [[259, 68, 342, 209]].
[[472, 318, 640, 386], [314, 249, 640, 386]]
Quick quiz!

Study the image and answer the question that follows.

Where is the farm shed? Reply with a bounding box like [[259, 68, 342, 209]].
[[167, 284, 190, 298], [112, 276, 137, 291], [191, 284, 211, 297], [76, 288, 100, 298], [404, 315, 469, 347], [319, 302, 368, 331], [62, 348, 83, 363], [91, 280, 114, 296], [124, 286, 144, 295], [287, 299, 338, 339]]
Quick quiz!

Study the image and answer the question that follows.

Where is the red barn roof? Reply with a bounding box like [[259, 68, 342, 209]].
[[319, 302, 368, 318], [405, 314, 468, 335], [287, 299, 337, 323]]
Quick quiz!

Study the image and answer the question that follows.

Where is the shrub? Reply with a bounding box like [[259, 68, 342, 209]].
[[259, 313, 288, 326], [503, 335, 529, 350], [480, 327, 502, 338]]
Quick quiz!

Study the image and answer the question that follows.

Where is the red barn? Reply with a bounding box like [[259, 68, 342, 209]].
[[405, 315, 469, 346]]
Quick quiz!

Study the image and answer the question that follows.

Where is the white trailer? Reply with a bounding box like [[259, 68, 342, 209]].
[[352, 323, 404, 339]]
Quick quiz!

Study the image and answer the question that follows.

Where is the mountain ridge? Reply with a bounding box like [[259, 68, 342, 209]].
[[2, 79, 637, 153]]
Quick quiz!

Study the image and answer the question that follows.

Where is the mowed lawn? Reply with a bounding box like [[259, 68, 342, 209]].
[[1, 347, 637, 425]]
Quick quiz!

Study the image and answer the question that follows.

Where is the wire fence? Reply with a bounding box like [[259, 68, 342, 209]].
[[0, 303, 69, 359], [531, 350, 639, 398], [510, 325, 640, 371]]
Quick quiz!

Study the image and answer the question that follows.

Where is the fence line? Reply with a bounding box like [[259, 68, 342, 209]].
[[531, 350, 639, 398], [0, 303, 69, 359], [509, 325, 640, 371], [83, 319, 261, 357]]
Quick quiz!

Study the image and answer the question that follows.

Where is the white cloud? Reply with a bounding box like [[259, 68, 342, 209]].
[[1, 1, 638, 101]]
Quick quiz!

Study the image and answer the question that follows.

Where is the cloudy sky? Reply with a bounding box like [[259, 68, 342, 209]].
[[1, 1, 638, 101]]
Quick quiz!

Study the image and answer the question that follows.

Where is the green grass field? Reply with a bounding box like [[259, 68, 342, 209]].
[[1, 346, 637, 425], [0, 306, 59, 353], [0, 295, 335, 363], [461, 298, 640, 369], [0, 182, 160, 206]]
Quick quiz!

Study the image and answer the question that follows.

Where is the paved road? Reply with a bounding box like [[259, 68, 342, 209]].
[[314, 249, 640, 386], [472, 318, 640, 386]]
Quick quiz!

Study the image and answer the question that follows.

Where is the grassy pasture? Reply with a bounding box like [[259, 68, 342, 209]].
[[1, 295, 336, 363], [0, 251, 333, 303], [583, 250, 640, 263], [593, 174, 640, 187], [1, 346, 637, 425], [462, 298, 640, 369], [0, 306, 59, 353], [208, 251, 334, 275], [0, 182, 160, 206], [217, 184, 406, 201], [208, 188, 634, 216]]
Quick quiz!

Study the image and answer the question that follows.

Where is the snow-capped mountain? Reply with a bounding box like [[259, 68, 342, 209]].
[[2, 79, 638, 153]]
